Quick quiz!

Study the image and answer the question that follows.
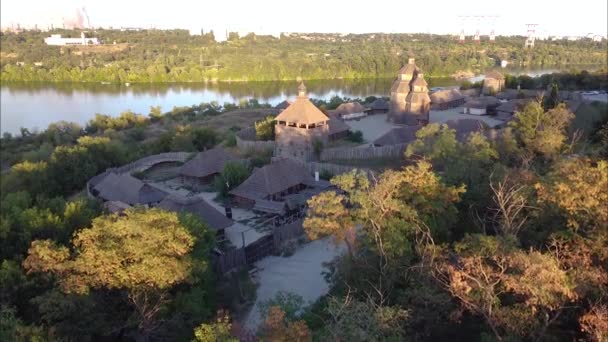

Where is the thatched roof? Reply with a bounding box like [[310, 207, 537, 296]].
[[157, 195, 232, 232], [275, 84, 329, 125], [275, 100, 293, 110], [230, 159, 313, 201], [369, 98, 389, 110], [496, 99, 532, 114], [373, 125, 421, 146], [430, 89, 465, 103], [411, 74, 428, 88], [398, 58, 419, 75], [334, 102, 366, 115], [328, 118, 351, 135], [485, 70, 505, 80], [445, 119, 490, 142], [253, 199, 286, 215], [390, 79, 411, 94], [464, 96, 500, 109], [178, 147, 237, 179], [93, 173, 168, 205]]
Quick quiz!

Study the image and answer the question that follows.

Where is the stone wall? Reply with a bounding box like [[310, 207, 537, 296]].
[[235, 127, 276, 153], [320, 144, 408, 161]]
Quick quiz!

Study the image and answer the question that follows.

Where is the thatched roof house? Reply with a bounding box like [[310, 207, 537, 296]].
[[157, 195, 232, 234], [463, 96, 500, 115], [445, 119, 490, 142], [230, 158, 314, 205], [483, 71, 505, 95], [93, 172, 168, 205], [178, 148, 238, 184], [373, 125, 421, 146], [327, 118, 351, 140], [495, 99, 532, 120], [366, 98, 389, 114], [275, 100, 293, 110], [333, 102, 367, 118], [430, 89, 466, 110]]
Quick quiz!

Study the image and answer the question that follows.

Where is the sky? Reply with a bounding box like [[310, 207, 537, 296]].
[[2, 0, 607, 37]]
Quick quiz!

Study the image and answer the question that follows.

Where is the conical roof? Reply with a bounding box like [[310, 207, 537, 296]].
[[275, 83, 329, 125]]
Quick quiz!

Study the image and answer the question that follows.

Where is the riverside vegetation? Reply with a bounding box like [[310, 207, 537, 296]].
[[1, 29, 607, 82]]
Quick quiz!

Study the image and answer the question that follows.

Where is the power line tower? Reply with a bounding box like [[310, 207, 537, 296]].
[[82, 7, 91, 29], [457, 16, 467, 43], [525, 24, 538, 48], [473, 16, 483, 44], [487, 15, 499, 42]]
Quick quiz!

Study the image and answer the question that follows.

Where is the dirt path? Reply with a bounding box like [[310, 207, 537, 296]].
[[242, 237, 345, 331]]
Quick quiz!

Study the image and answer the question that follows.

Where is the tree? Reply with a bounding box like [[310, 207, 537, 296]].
[[192, 311, 238, 342], [435, 234, 576, 340], [214, 162, 251, 197], [260, 306, 311, 342], [149, 105, 163, 122], [535, 158, 607, 232], [23, 208, 197, 337], [255, 115, 276, 141], [322, 296, 408, 341], [305, 161, 464, 301], [405, 123, 458, 168], [191, 127, 218, 151], [545, 83, 560, 109], [508, 101, 574, 158]]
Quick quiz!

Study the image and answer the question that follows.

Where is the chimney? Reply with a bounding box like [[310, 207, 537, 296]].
[[408, 58, 415, 64]]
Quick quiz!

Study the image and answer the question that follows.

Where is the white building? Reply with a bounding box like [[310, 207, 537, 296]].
[[44, 32, 99, 46]]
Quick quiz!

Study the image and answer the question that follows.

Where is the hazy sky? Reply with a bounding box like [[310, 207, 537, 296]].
[[2, 0, 607, 36]]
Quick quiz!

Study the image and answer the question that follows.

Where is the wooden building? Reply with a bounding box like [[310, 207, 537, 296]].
[[365, 98, 390, 114], [389, 58, 431, 125], [158, 195, 232, 238], [229, 158, 323, 208], [430, 89, 466, 110], [178, 148, 239, 187], [482, 71, 505, 95], [274, 82, 349, 161], [92, 172, 168, 206]]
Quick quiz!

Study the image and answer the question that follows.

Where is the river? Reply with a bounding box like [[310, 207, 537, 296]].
[[0, 67, 591, 135], [2, 78, 449, 134]]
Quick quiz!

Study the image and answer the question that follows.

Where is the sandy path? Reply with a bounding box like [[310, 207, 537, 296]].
[[242, 237, 345, 331], [344, 114, 400, 142]]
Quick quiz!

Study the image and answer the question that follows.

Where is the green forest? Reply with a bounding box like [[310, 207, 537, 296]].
[[1, 29, 606, 82], [1, 77, 607, 340]]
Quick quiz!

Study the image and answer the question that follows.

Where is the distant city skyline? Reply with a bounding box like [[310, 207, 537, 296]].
[[1, 0, 607, 37]]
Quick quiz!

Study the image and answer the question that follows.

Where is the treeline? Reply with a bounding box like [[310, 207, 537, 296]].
[[1, 29, 606, 82], [504, 70, 608, 90], [0, 99, 274, 340]]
